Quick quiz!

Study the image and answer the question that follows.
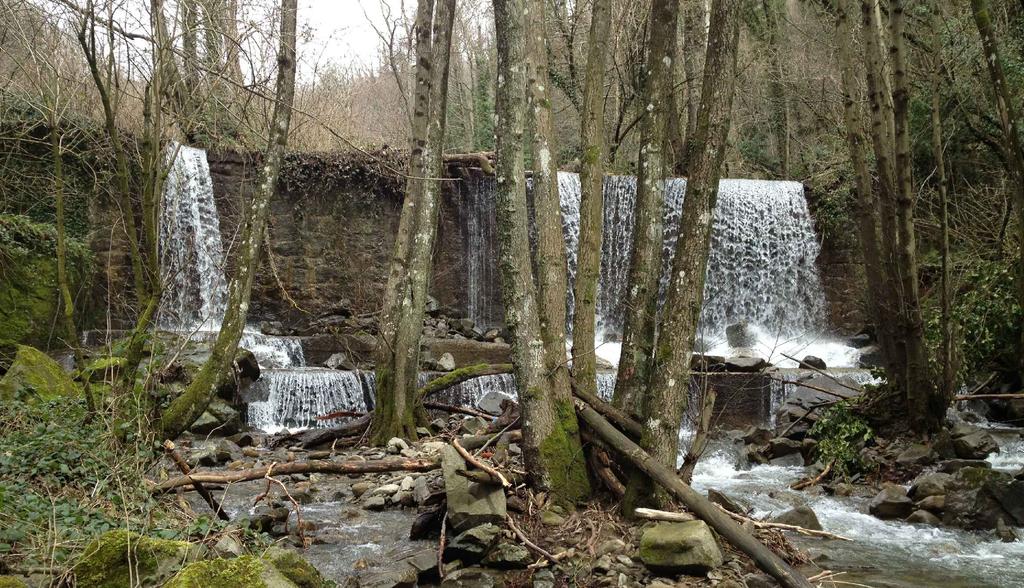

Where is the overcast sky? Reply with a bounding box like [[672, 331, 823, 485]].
[[298, 0, 408, 70]]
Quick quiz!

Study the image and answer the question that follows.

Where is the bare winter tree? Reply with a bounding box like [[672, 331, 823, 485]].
[[370, 0, 457, 444], [160, 0, 298, 437]]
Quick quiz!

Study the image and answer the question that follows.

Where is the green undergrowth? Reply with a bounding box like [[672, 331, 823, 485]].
[[0, 396, 245, 575], [808, 401, 874, 479]]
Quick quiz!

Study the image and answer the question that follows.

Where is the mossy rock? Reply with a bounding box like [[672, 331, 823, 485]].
[[0, 345, 79, 402], [0, 576, 28, 588], [261, 547, 330, 588], [81, 356, 128, 383], [74, 530, 205, 588], [165, 556, 299, 588]]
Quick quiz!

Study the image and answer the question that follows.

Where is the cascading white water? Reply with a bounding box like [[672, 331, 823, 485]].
[[157, 143, 229, 330], [247, 369, 375, 434], [459, 174, 503, 329], [156, 143, 306, 369]]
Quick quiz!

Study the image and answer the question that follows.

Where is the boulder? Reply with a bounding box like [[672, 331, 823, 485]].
[[639, 521, 724, 575], [357, 567, 418, 588], [906, 510, 941, 526], [726, 322, 757, 348], [446, 523, 501, 562], [191, 399, 243, 435], [165, 556, 301, 588], [769, 437, 803, 458], [723, 357, 768, 373], [441, 445, 506, 532], [953, 431, 999, 460], [942, 467, 1023, 530], [386, 438, 410, 454], [0, 344, 79, 402], [938, 459, 991, 474], [857, 345, 884, 368], [770, 506, 822, 531], [869, 484, 914, 520], [917, 495, 945, 513], [323, 353, 356, 370], [74, 530, 204, 588], [799, 356, 827, 370], [896, 444, 938, 466], [191, 439, 241, 467], [0, 577, 28, 588], [908, 472, 952, 500], [440, 568, 504, 588], [740, 426, 773, 446], [436, 353, 456, 372], [261, 547, 331, 588], [708, 489, 749, 515], [769, 453, 805, 467], [478, 390, 513, 416], [481, 542, 531, 569]]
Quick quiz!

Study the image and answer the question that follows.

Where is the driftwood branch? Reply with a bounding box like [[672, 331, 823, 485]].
[[163, 440, 229, 521], [791, 461, 833, 491], [424, 402, 494, 418], [460, 429, 522, 450], [452, 438, 511, 487], [714, 505, 851, 541], [575, 401, 813, 588], [634, 507, 695, 522], [150, 457, 439, 494]]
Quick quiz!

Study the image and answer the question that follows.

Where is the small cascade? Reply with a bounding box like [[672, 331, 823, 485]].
[[596, 373, 617, 402], [239, 332, 305, 369], [433, 373, 518, 410], [247, 369, 375, 434], [157, 143, 229, 331], [459, 174, 503, 329]]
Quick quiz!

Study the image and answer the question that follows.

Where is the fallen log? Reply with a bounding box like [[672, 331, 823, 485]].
[[572, 388, 643, 438], [634, 507, 695, 522], [418, 363, 513, 399], [270, 414, 371, 449], [150, 457, 439, 494], [575, 400, 813, 588], [163, 440, 230, 521], [443, 151, 495, 174]]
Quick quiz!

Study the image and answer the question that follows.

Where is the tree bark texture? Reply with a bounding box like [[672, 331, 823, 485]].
[[612, 0, 680, 416], [627, 0, 740, 506], [493, 0, 589, 502], [371, 0, 456, 444], [159, 0, 297, 438], [570, 0, 613, 401]]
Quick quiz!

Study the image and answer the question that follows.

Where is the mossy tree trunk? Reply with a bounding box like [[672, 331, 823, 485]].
[[493, 0, 589, 502], [625, 0, 740, 509], [971, 0, 1024, 382], [612, 0, 679, 417], [370, 0, 456, 445], [680, 0, 707, 170], [159, 0, 297, 438], [570, 0, 612, 401]]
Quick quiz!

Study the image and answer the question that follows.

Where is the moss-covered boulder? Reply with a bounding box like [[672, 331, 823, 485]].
[[0, 344, 79, 402], [165, 556, 298, 588], [639, 520, 724, 575], [73, 530, 205, 588], [0, 576, 29, 588], [261, 547, 330, 588], [80, 355, 128, 384]]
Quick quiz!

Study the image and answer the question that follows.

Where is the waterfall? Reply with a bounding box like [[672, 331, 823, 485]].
[[557, 173, 828, 343], [157, 143, 229, 331], [247, 369, 375, 434], [459, 173, 503, 329]]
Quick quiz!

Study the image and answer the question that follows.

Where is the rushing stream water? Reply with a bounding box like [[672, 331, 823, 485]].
[[159, 145, 1023, 587]]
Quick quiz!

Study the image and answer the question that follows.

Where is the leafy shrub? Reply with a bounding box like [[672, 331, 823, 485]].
[[809, 402, 874, 478]]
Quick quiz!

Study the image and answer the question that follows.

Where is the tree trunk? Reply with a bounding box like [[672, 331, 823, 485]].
[[493, 0, 589, 502], [159, 0, 297, 438], [681, 0, 706, 167], [370, 0, 456, 445], [49, 119, 95, 413], [524, 0, 587, 482], [971, 0, 1024, 380], [570, 0, 612, 402], [576, 402, 813, 588], [627, 0, 740, 507], [612, 0, 679, 417], [929, 8, 956, 401], [762, 0, 789, 177], [890, 0, 939, 431], [833, 0, 900, 386]]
